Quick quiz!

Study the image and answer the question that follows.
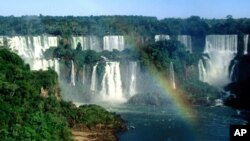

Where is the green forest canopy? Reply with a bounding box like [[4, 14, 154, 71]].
[[0, 48, 124, 140], [0, 15, 249, 36]]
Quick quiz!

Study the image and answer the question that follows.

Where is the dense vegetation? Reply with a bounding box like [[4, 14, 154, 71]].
[[138, 40, 219, 105], [0, 48, 124, 140], [0, 15, 249, 36]]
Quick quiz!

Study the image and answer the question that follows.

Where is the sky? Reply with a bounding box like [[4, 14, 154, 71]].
[[0, 0, 250, 19]]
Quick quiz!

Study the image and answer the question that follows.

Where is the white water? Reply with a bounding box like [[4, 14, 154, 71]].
[[90, 63, 98, 91], [155, 35, 170, 42], [229, 62, 237, 81], [177, 35, 192, 53], [0, 36, 4, 46], [72, 36, 101, 51], [103, 35, 125, 51], [201, 35, 237, 86], [170, 62, 176, 89], [70, 60, 76, 86], [82, 65, 86, 85], [244, 34, 249, 54], [6, 36, 60, 75], [100, 62, 125, 102], [9, 36, 34, 58], [8, 36, 58, 59], [33, 36, 44, 59], [72, 36, 87, 50], [198, 59, 207, 82], [44, 36, 58, 49], [128, 62, 138, 96], [54, 59, 60, 77]]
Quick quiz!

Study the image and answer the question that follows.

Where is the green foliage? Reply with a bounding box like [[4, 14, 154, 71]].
[[61, 104, 123, 128], [44, 47, 57, 59], [139, 40, 218, 105], [1, 15, 250, 37], [0, 49, 123, 140], [140, 40, 187, 71]]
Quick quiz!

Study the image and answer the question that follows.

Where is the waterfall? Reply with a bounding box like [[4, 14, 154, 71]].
[[32, 59, 43, 70], [244, 34, 249, 54], [54, 59, 60, 76], [201, 35, 237, 86], [198, 59, 207, 82], [90, 63, 98, 92], [72, 36, 101, 51], [89, 36, 101, 51], [177, 35, 192, 53], [43, 59, 50, 70], [229, 62, 237, 81], [128, 62, 138, 96], [72, 36, 84, 50], [82, 65, 86, 84], [170, 62, 176, 89], [9, 36, 34, 59], [155, 35, 170, 42], [42, 36, 58, 51], [70, 60, 76, 86], [6, 35, 60, 73], [103, 35, 125, 51], [48, 36, 58, 47], [33, 36, 45, 59], [0, 36, 4, 46], [100, 62, 125, 102]]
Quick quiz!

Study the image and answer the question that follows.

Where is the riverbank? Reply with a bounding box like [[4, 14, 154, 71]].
[[72, 126, 118, 141], [68, 104, 127, 141]]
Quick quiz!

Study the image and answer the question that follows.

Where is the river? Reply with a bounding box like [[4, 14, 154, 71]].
[[102, 104, 245, 141]]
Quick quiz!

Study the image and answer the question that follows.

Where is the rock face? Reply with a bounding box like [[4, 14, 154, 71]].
[[128, 93, 171, 106], [224, 55, 250, 110]]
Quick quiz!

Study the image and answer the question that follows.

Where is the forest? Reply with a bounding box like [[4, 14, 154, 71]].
[[0, 15, 250, 37], [0, 48, 124, 140]]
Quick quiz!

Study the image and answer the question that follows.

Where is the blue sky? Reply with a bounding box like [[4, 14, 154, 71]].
[[0, 0, 250, 19]]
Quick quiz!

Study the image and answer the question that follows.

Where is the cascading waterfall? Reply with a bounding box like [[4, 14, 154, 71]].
[[0, 36, 3, 46], [244, 34, 249, 54], [43, 36, 58, 50], [72, 36, 101, 51], [128, 62, 138, 96], [100, 62, 125, 102], [6, 36, 60, 74], [229, 61, 237, 81], [200, 35, 237, 86], [103, 36, 125, 51], [170, 62, 176, 89], [32, 59, 43, 70], [9, 36, 34, 58], [33, 36, 44, 59], [90, 63, 98, 91], [70, 60, 76, 86], [82, 65, 86, 84], [89, 36, 101, 51], [155, 35, 170, 42], [54, 59, 60, 77], [72, 36, 85, 50], [198, 59, 207, 82], [177, 35, 192, 53]]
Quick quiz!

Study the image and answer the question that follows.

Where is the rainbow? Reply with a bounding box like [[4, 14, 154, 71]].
[[145, 59, 197, 123], [134, 47, 201, 140]]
